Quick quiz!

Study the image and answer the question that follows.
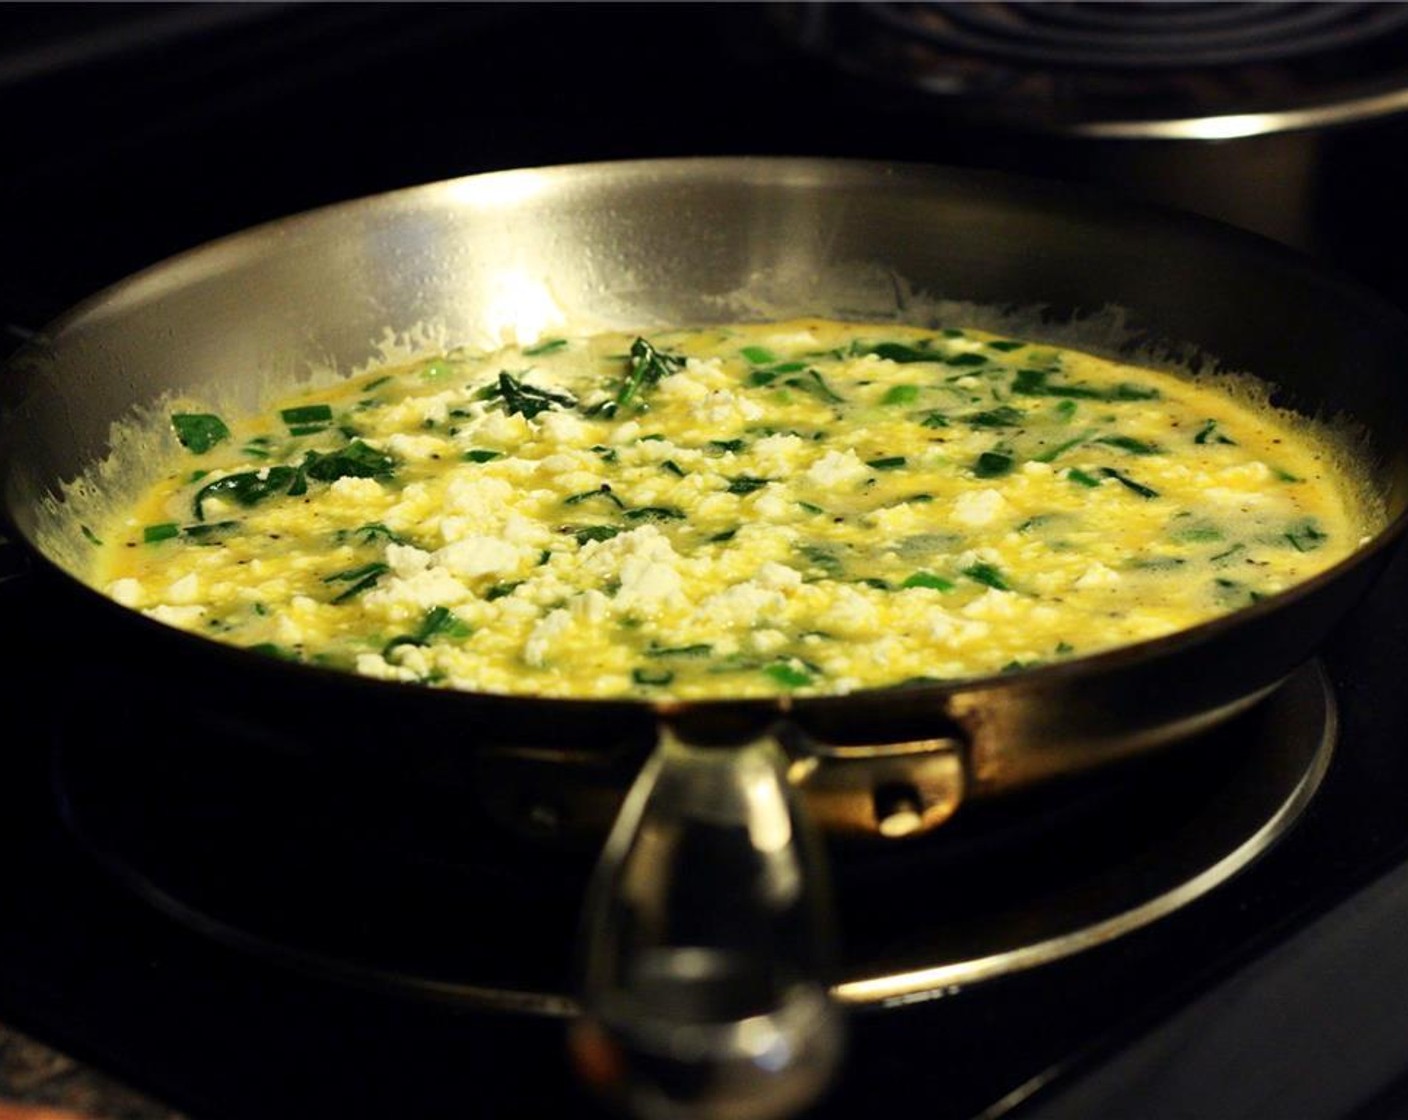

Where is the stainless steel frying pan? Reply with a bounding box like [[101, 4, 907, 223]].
[[3, 159, 1406, 1119]]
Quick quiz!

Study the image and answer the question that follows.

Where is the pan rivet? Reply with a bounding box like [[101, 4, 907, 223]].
[[874, 782, 924, 838]]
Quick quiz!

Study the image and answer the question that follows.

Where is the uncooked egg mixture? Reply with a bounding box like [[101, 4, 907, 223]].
[[87, 320, 1371, 699]]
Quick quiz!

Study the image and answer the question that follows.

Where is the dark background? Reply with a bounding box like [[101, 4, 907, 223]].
[[7, 1, 1408, 336], [6, 5, 1408, 1120]]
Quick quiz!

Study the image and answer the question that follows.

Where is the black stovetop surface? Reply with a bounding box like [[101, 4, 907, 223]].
[[4, 6, 1408, 1119]]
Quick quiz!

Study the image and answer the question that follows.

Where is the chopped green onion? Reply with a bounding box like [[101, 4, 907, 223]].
[[181, 520, 239, 541], [1034, 435, 1088, 463], [646, 644, 713, 659], [280, 404, 333, 427], [962, 562, 1010, 590], [249, 642, 299, 661], [861, 341, 943, 364], [564, 486, 626, 510], [797, 544, 845, 579], [1094, 435, 1160, 454], [1098, 467, 1159, 498], [1285, 519, 1328, 552], [573, 526, 621, 545], [784, 368, 845, 403], [625, 506, 686, 522], [143, 522, 180, 543], [902, 571, 955, 591], [1194, 419, 1237, 446], [763, 662, 813, 689], [974, 451, 1014, 478], [964, 405, 1025, 428]]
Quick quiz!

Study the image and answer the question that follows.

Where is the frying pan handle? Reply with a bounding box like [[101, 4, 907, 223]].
[[571, 726, 845, 1120]]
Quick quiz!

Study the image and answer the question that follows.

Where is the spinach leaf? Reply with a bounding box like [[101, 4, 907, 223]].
[[1098, 467, 1159, 498], [962, 562, 1010, 590], [193, 466, 297, 520], [171, 413, 230, 454], [486, 371, 577, 419], [615, 337, 685, 411], [974, 451, 1014, 478], [323, 561, 390, 603]]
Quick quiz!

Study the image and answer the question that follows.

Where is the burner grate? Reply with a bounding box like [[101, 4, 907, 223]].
[[867, 1, 1408, 70], [781, 0, 1408, 136]]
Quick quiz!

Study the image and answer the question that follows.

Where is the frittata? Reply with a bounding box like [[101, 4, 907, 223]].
[[85, 319, 1371, 699]]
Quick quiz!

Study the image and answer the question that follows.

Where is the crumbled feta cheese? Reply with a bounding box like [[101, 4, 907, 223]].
[[951, 488, 1009, 528], [434, 536, 524, 579], [755, 562, 802, 590], [749, 629, 788, 654], [753, 491, 790, 520], [750, 434, 806, 473], [615, 560, 685, 614], [961, 588, 1020, 620], [330, 477, 386, 501], [693, 582, 784, 629], [1073, 562, 1122, 590], [804, 449, 869, 488], [167, 573, 201, 605], [355, 652, 421, 682], [382, 431, 447, 462], [144, 604, 206, 628], [524, 609, 574, 667], [386, 543, 432, 577], [699, 389, 764, 425], [476, 411, 532, 444], [364, 569, 471, 616], [108, 578, 143, 608], [817, 586, 880, 636]]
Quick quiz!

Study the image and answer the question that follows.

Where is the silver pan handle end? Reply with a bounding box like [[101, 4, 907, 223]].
[[571, 726, 845, 1120]]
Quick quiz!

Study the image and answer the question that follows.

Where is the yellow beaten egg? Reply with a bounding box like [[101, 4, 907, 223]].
[[85, 319, 1373, 700]]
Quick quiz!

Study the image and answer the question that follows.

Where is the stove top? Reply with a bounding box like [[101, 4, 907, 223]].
[[3, 540, 1406, 1120], [4, 6, 1408, 1119]]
